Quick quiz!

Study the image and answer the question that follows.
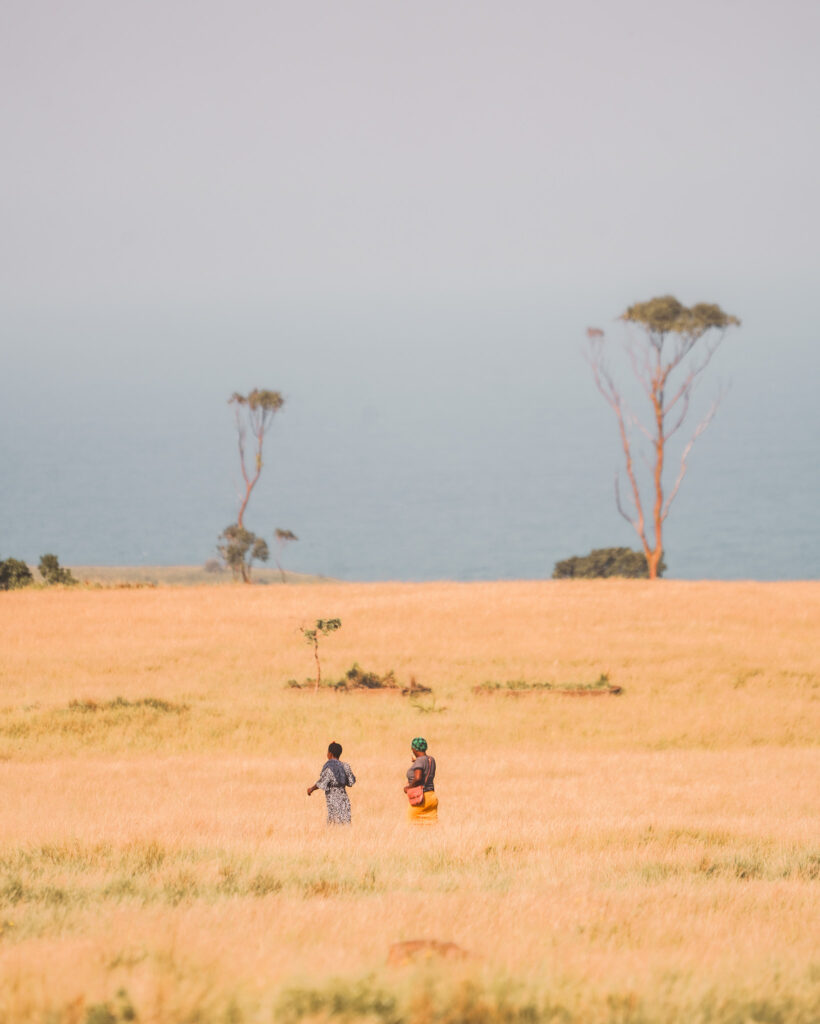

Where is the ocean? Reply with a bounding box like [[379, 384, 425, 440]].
[[2, 299, 818, 581]]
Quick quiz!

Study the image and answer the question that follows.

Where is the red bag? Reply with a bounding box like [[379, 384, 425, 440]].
[[406, 784, 424, 806]]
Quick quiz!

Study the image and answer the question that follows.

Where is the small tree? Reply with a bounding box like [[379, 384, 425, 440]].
[[217, 524, 270, 583], [587, 296, 740, 579], [38, 554, 76, 586], [299, 618, 342, 691], [274, 528, 298, 583], [0, 558, 33, 590], [229, 389, 284, 529]]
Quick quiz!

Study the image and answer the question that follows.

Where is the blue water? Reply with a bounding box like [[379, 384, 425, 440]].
[[2, 297, 818, 580]]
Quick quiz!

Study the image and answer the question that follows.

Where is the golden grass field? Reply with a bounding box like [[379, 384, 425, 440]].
[[0, 580, 818, 1023]]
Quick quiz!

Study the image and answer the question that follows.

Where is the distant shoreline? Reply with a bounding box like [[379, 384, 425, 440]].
[[62, 567, 820, 586], [67, 565, 335, 586]]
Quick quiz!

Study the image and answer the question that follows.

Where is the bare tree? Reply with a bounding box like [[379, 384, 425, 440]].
[[587, 296, 740, 580], [217, 389, 284, 584], [229, 389, 285, 529], [273, 528, 298, 583]]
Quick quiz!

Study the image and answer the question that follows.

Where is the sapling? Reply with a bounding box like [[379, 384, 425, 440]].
[[299, 619, 342, 691]]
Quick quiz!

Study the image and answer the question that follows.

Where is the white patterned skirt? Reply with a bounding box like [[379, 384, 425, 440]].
[[324, 787, 352, 824]]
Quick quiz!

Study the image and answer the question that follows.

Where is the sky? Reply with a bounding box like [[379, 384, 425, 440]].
[[1, 1, 819, 578]]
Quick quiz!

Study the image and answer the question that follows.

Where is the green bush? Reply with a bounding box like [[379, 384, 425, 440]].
[[38, 553, 77, 585], [342, 663, 398, 689], [552, 547, 665, 579], [217, 523, 269, 582], [0, 557, 33, 590]]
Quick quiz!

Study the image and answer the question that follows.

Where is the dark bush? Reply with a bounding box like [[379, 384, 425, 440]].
[[552, 546, 666, 579], [38, 553, 76, 585], [342, 663, 397, 689], [0, 558, 33, 590]]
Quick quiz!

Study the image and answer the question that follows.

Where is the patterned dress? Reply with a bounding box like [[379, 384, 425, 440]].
[[315, 759, 356, 824]]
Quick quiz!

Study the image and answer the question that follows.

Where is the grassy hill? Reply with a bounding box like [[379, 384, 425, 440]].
[[0, 580, 817, 1023]]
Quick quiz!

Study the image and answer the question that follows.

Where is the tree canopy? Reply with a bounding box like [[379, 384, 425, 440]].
[[621, 296, 740, 337]]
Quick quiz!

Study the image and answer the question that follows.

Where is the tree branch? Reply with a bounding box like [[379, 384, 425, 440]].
[[661, 393, 722, 522]]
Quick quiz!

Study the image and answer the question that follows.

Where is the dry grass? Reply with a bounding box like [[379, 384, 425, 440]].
[[0, 581, 817, 1023]]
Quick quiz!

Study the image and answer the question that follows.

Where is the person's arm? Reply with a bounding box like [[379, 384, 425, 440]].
[[403, 767, 424, 792], [345, 763, 356, 787], [308, 763, 330, 796]]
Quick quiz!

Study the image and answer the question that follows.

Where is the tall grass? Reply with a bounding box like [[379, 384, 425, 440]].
[[0, 581, 817, 1022]]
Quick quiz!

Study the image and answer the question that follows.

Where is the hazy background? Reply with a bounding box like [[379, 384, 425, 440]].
[[2, 1, 818, 580]]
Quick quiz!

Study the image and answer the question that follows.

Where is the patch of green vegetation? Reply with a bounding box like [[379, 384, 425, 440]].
[[84, 989, 136, 1024], [65, 696, 187, 712], [0, 875, 81, 907], [249, 871, 283, 897], [67, 697, 188, 714], [26, 981, 820, 1024], [300, 868, 380, 899], [634, 848, 820, 885], [795, 853, 820, 881], [639, 862, 680, 884], [274, 975, 820, 1024], [475, 674, 617, 694], [0, 699, 191, 743], [287, 663, 432, 696]]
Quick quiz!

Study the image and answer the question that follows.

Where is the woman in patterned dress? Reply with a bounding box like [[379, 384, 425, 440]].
[[404, 736, 438, 823], [307, 741, 356, 824]]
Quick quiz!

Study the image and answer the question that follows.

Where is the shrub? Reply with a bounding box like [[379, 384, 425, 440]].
[[0, 558, 33, 590], [217, 523, 269, 582], [342, 663, 397, 689], [38, 553, 76, 585], [552, 546, 666, 579]]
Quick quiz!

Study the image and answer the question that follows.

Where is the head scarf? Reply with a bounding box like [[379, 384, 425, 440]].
[[411, 737, 428, 752]]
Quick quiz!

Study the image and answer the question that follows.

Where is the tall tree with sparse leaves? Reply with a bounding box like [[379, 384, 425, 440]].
[[587, 296, 740, 580], [220, 389, 284, 583], [229, 389, 285, 529]]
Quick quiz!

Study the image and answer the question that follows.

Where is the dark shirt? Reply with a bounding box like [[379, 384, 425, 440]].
[[406, 754, 436, 792], [316, 759, 355, 789]]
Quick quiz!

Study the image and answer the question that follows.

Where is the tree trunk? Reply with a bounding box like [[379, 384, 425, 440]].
[[650, 369, 665, 582]]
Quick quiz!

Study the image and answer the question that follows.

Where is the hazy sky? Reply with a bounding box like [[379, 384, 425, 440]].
[[2, 1, 819, 577], [3, 0, 818, 314]]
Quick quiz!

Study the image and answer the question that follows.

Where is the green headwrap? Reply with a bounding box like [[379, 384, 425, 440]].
[[411, 737, 427, 752]]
